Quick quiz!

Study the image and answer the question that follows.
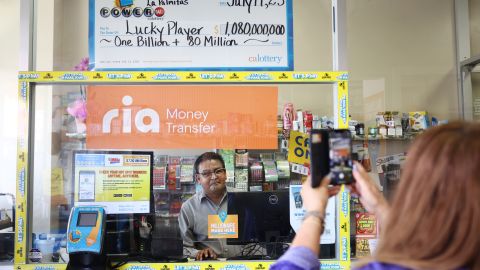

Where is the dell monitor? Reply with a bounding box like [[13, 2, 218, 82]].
[[227, 190, 295, 258]]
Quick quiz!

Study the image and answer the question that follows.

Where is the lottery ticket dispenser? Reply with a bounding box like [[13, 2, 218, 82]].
[[66, 206, 109, 270]]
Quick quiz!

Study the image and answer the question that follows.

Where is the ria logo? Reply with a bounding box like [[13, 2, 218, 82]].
[[103, 96, 160, 134]]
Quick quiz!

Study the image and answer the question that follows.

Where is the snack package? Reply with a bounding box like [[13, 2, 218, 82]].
[[409, 111, 429, 131]]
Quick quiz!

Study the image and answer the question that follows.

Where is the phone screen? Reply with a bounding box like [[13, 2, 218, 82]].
[[78, 171, 96, 202], [310, 129, 330, 187], [329, 130, 353, 185]]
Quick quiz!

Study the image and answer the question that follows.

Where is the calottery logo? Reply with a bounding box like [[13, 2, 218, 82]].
[[229, 73, 239, 79], [43, 73, 53, 79], [93, 73, 104, 79], [103, 95, 160, 133], [137, 73, 147, 79], [279, 73, 289, 79]]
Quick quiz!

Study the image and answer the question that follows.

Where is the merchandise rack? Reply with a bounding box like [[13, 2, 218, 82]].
[[16, 70, 351, 270]]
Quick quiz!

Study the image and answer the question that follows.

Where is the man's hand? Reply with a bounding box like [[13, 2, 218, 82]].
[[195, 247, 218, 261]]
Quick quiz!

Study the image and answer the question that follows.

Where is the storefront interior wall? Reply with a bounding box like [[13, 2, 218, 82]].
[[0, 0, 20, 196], [347, 0, 459, 126], [2, 0, 479, 248]]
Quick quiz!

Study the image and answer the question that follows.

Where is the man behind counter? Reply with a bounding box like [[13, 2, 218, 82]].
[[178, 152, 243, 260]]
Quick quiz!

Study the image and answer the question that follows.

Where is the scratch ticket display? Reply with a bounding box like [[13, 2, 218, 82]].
[[263, 161, 279, 182], [355, 213, 377, 237], [153, 166, 166, 190]]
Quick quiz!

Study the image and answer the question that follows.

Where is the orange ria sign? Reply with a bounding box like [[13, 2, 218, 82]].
[[86, 86, 278, 149]]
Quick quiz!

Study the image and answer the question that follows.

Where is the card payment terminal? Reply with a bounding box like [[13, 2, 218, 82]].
[[67, 206, 109, 270]]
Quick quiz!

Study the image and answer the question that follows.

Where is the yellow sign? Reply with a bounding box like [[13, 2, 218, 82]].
[[207, 214, 238, 239], [287, 130, 310, 165]]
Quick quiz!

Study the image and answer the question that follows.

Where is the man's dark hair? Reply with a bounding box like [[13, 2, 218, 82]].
[[194, 152, 225, 173]]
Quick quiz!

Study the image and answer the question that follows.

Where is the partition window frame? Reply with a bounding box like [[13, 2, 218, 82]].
[[16, 70, 350, 269]]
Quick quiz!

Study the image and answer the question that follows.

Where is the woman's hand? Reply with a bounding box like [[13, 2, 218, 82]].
[[350, 161, 390, 220], [301, 175, 341, 213]]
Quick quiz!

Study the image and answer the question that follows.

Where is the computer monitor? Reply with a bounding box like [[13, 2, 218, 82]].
[[227, 190, 295, 249], [72, 150, 154, 215]]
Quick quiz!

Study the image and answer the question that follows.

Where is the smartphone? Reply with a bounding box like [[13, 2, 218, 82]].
[[310, 129, 353, 187], [328, 129, 353, 185], [310, 129, 330, 187], [78, 171, 96, 202]]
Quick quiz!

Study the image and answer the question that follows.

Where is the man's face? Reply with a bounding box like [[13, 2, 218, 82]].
[[196, 159, 227, 194]]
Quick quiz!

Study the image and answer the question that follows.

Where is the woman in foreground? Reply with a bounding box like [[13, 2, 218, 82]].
[[271, 121, 480, 270]]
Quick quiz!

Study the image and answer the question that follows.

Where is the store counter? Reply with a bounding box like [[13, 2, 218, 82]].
[[13, 260, 350, 270]]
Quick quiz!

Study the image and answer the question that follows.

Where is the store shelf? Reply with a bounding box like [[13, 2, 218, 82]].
[[65, 132, 86, 140], [352, 133, 421, 142]]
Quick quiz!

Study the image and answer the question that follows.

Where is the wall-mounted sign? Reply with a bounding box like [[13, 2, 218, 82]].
[[86, 85, 278, 149], [89, 0, 293, 70]]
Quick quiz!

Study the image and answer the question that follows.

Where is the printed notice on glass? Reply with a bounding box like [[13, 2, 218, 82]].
[[289, 185, 336, 244], [89, 0, 293, 70], [73, 151, 152, 214]]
